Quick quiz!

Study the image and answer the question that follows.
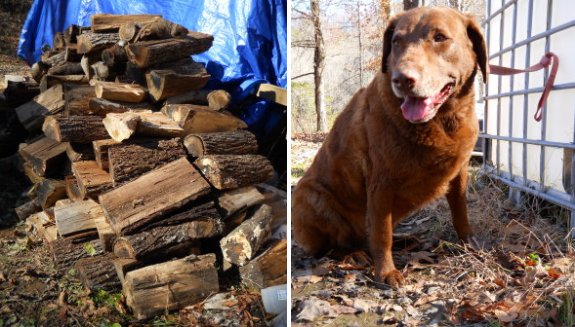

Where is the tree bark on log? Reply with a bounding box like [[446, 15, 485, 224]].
[[39, 75, 88, 93], [63, 25, 80, 44], [54, 199, 102, 238], [15, 200, 41, 220], [42, 116, 108, 143], [52, 32, 66, 50], [108, 137, 186, 186], [19, 136, 67, 177], [112, 258, 142, 284], [142, 201, 221, 230], [216, 186, 265, 219], [239, 239, 287, 289], [66, 142, 95, 162], [162, 104, 246, 134], [135, 17, 188, 41], [219, 204, 273, 266], [14, 84, 65, 132], [52, 239, 104, 275], [92, 139, 120, 170], [123, 254, 219, 320], [113, 217, 223, 260], [3, 79, 40, 107], [94, 81, 147, 103], [146, 60, 210, 101], [165, 89, 231, 110], [71, 160, 114, 200], [194, 155, 275, 190], [64, 85, 96, 116], [36, 179, 67, 209], [47, 62, 83, 76], [88, 98, 151, 116], [184, 130, 258, 158], [43, 51, 66, 67], [75, 253, 121, 292], [90, 14, 162, 32], [99, 157, 211, 235], [77, 32, 121, 54], [64, 45, 82, 63], [94, 215, 116, 252], [125, 34, 213, 68], [101, 44, 127, 68]]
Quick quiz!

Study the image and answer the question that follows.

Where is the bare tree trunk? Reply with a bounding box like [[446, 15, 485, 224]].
[[381, 0, 391, 22], [311, 0, 328, 132], [403, 0, 419, 10], [357, 1, 363, 88]]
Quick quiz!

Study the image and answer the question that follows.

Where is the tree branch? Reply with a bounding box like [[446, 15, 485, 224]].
[[292, 72, 315, 80]]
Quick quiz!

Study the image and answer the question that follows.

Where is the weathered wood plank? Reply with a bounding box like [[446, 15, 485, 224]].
[[14, 84, 65, 132], [216, 186, 265, 219], [90, 14, 162, 32], [123, 254, 219, 320], [94, 81, 147, 103], [99, 157, 211, 235], [54, 199, 102, 238], [71, 160, 114, 200], [239, 239, 287, 289], [92, 139, 120, 170], [19, 136, 67, 177]]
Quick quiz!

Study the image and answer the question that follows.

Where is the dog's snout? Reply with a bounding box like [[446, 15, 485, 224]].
[[392, 71, 418, 90]]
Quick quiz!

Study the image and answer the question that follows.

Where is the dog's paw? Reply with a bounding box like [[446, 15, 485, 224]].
[[375, 269, 405, 288], [463, 235, 491, 252]]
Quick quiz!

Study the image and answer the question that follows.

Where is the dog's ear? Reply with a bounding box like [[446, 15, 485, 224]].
[[466, 15, 488, 83], [382, 19, 397, 74]]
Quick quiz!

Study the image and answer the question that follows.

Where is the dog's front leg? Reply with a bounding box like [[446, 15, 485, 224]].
[[446, 164, 473, 242], [367, 186, 404, 287]]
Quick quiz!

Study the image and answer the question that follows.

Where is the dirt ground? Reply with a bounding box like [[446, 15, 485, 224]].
[[291, 133, 575, 326]]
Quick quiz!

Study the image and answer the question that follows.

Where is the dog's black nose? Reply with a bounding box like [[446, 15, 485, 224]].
[[392, 72, 416, 90]]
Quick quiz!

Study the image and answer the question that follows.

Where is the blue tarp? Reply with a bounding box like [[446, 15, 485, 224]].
[[17, 0, 287, 137]]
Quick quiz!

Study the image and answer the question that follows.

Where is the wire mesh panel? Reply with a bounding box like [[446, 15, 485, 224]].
[[482, 0, 575, 232]]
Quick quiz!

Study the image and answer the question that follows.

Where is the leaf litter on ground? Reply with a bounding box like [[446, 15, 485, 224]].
[[291, 134, 575, 326]]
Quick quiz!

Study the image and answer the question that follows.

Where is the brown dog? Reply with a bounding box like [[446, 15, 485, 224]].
[[292, 7, 487, 287]]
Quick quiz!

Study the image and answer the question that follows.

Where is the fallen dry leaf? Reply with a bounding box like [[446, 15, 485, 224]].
[[296, 297, 333, 322], [494, 309, 518, 323]]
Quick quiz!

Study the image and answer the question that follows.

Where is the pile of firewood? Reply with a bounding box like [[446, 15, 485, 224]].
[[7, 14, 287, 320]]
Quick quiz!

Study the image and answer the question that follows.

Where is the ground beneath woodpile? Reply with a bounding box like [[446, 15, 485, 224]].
[[291, 133, 575, 327]]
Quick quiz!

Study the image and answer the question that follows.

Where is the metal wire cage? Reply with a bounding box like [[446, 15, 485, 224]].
[[481, 0, 575, 235]]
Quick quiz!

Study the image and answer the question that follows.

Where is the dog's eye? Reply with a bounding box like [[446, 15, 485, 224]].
[[433, 33, 448, 42], [392, 37, 401, 46]]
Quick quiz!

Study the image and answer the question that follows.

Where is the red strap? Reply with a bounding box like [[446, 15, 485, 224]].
[[488, 52, 559, 122]]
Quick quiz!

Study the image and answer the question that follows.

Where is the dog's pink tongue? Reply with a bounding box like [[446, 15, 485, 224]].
[[401, 97, 433, 122]]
